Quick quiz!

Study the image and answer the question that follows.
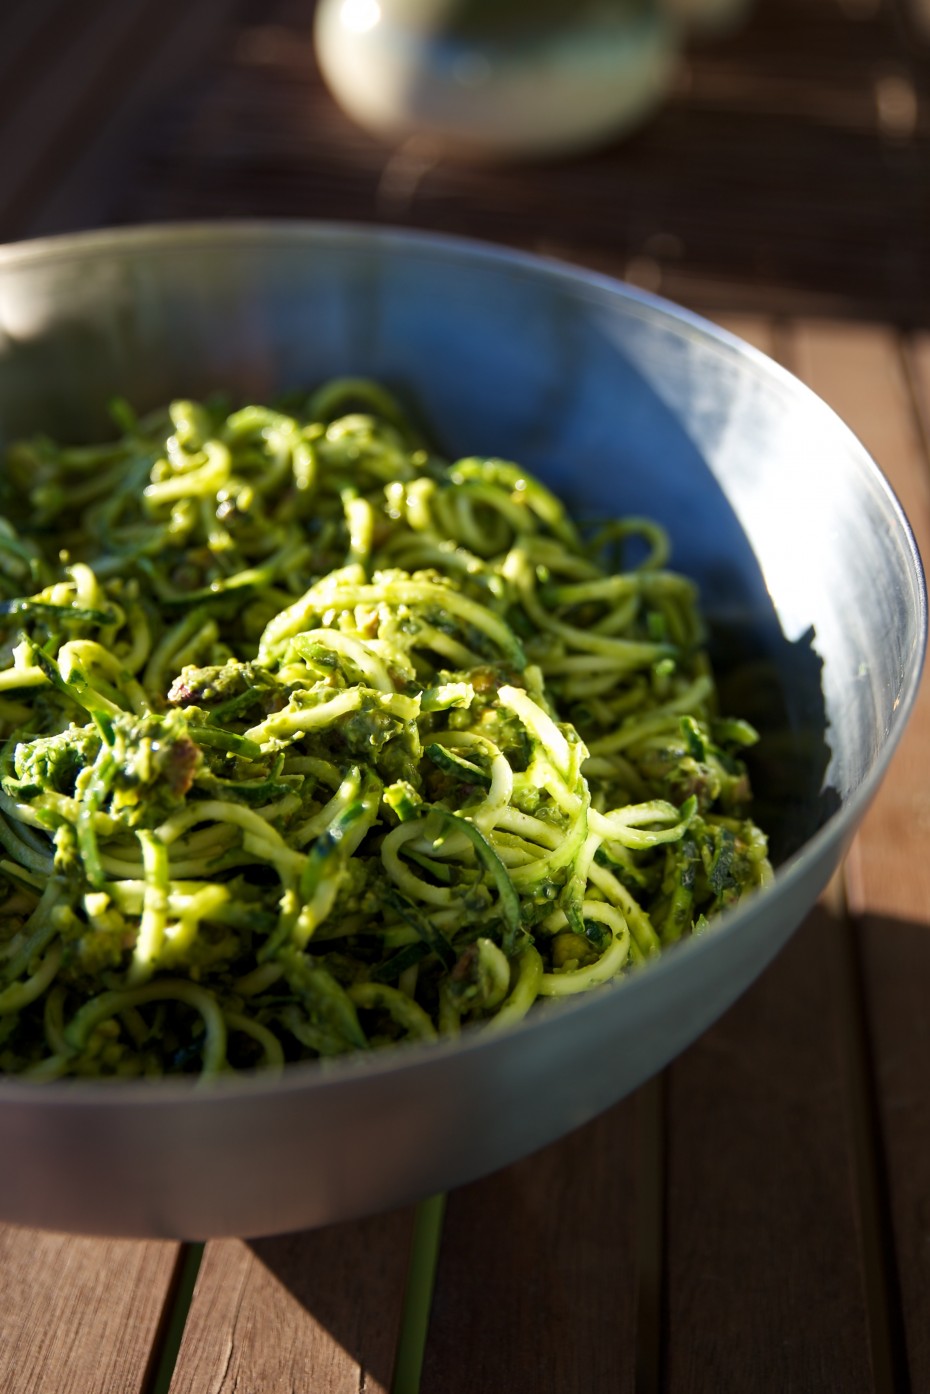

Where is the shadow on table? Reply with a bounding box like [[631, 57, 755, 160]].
[[244, 1205, 414, 1388]]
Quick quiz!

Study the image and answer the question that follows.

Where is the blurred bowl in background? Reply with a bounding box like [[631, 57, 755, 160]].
[[314, 0, 680, 159], [0, 221, 923, 1238]]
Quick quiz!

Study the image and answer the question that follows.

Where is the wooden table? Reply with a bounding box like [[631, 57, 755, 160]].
[[2, 2, 930, 1390]]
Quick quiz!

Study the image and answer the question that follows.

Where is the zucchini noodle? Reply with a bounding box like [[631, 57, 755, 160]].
[[0, 380, 772, 1079]]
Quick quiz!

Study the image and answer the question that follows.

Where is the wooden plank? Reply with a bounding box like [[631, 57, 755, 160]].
[[711, 313, 779, 354], [0, 0, 243, 241], [786, 322, 930, 1392], [168, 1209, 415, 1394], [661, 313, 878, 1391], [791, 324, 930, 1376], [0, 0, 153, 237], [420, 1095, 641, 1394], [25, 0, 248, 239], [0, 0, 71, 107], [663, 905, 875, 1393], [787, 323, 930, 923], [0, 1227, 179, 1394], [850, 909, 930, 1390]]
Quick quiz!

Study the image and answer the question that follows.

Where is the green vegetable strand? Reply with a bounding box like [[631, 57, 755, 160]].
[[0, 380, 772, 1079]]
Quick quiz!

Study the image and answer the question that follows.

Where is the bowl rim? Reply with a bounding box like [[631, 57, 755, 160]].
[[0, 217, 924, 1105]]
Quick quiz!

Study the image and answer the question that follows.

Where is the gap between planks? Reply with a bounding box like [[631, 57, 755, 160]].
[[146, 1244, 205, 1394]]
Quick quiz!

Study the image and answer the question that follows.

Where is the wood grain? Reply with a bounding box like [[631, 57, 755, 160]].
[[852, 907, 930, 1394], [0, 1227, 179, 1394], [663, 905, 874, 1393], [787, 322, 930, 1392], [0, 0, 245, 241], [0, 0, 156, 235], [419, 1095, 641, 1394], [0, 0, 73, 111], [781, 319, 930, 1357], [659, 312, 879, 1392], [24, 0, 248, 241], [786, 323, 930, 923], [168, 1209, 415, 1394]]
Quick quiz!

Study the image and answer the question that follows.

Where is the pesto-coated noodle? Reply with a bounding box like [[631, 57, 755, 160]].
[[0, 381, 772, 1078]]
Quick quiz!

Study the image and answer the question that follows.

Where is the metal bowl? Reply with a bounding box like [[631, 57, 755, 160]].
[[0, 223, 923, 1238]]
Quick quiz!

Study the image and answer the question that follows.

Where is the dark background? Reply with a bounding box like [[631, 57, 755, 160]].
[[2, 0, 928, 324]]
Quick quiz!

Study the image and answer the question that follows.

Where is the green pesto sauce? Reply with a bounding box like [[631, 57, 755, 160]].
[[0, 380, 772, 1080]]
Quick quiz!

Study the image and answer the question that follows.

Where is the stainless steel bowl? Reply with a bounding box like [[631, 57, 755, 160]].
[[0, 223, 923, 1238]]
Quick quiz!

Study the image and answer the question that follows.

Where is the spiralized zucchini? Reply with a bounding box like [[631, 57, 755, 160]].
[[0, 380, 771, 1080]]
